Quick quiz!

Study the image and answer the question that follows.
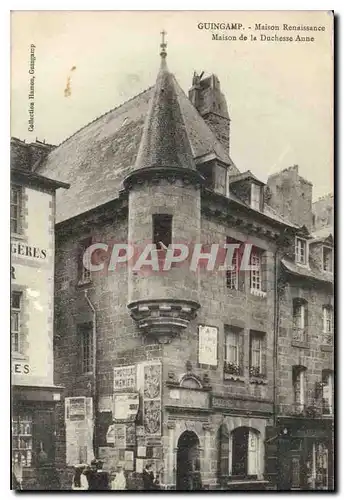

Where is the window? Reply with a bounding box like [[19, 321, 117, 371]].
[[11, 185, 22, 234], [11, 291, 22, 353], [322, 371, 334, 415], [293, 366, 307, 411], [78, 323, 93, 374], [12, 414, 33, 467], [292, 299, 308, 342], [226, 238, 242, 290], [152, 214, 172, 249], [78, 237, 92, 283], [224, 327, 242, 376], [323, 306, 333, 334], [250, 183, 261, 210], [295, 237, 307, 265], [322, 246, 333, 273], [231, 427, 260, 478], [250, 248, 263, 292], [249, 331, 266, 377]]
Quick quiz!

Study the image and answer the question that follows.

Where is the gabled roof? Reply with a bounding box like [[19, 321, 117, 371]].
[[37, 70, 236, 223], [228, 170, 265, 186]]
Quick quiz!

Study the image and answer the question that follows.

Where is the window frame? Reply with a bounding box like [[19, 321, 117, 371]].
[[78, 237, 93, 285], [322, 246, 333, 273], [322, 371, 334, 415], [11, 291, 22, 353], [152, 214, 173, 250], [293, 366, 307, 411], [249, 331, 265, 377], [11, 185, 22, 235], [250, 248, 262, 291], [226, 247, 239, 290], [322, 306, 333, 334], [78, 322, 93, 374], [250, 183, 261, 211], [295, 237, 307, 265]]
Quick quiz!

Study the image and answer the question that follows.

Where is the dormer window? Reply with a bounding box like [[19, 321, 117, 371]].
[[295, 237, 307, 265], [250, 183, 261, 210], [323, 246, 333, 273]]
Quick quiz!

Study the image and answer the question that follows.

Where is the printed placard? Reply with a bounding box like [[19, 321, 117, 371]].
[[198, 325, 218, 366]]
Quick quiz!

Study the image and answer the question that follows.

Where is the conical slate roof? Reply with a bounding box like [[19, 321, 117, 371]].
[[134, 60, 196, 172], [37, 63, 238, 223]]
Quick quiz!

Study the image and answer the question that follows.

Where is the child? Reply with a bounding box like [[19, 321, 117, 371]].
[[71, 464, 89, 491], [111, 465, 127, 490]]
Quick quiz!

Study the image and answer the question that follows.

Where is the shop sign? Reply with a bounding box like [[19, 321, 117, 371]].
[[12, 361, 30, 375], [113, 365, 136, 392]]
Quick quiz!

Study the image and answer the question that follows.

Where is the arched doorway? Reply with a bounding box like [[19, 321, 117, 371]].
[[176, 431, 201, 490]]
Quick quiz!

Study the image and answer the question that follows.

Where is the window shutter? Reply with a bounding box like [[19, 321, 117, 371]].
[[248, 430, 258, 476], [261, 335, 267, 376], [239, 332, 244, 374]]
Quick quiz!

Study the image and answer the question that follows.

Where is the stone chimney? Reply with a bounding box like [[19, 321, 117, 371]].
[[188, 73, 230, 154], [266, 165, 313, 231]]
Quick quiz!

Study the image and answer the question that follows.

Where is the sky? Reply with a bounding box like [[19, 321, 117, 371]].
[[11, 10, 333, 199]]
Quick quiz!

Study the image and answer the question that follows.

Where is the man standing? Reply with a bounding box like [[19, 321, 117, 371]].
[[87, 459, 110, 490], [142, 463, 155, 490]]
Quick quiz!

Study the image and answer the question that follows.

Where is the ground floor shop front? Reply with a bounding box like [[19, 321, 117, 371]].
[[12, 385, 64, 490], [273, 417, 334, 491]]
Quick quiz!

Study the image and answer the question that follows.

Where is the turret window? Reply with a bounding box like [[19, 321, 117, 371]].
[[153, 214, 172, 249]]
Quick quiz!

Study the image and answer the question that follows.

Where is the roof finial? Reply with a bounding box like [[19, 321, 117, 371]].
[[160, 30, 167, 68]]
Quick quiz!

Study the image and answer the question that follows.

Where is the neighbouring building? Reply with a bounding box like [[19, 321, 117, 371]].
[[33, 42, 334, 490], [11, 138, 69, 490], [265, 169, 334, 490]]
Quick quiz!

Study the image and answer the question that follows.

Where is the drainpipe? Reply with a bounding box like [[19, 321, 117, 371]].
[[273, 248, 280, 428], [84, 290, 98, 459]]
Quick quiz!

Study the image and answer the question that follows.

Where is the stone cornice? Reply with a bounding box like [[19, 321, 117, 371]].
[[123, 166, 204, 191], [128, 298, 200, 344]]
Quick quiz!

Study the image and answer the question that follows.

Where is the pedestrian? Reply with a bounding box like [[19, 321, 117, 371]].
[[88, 459, 110, 491], [111, 465, 127, 490], [142, 463, 155, 491], [71, 464, 89, 491]]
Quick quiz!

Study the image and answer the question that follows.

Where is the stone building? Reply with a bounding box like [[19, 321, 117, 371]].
[[266, 169, 334, 490], [11, 138, 69, 489], [33, 44, 334, 490]]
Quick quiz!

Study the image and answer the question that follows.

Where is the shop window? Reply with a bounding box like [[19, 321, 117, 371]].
[[224, 326, 243, 376], [11, 291, 22, 353], [292, 298, 308, 342], [322, 371, 334, 415], [231, 427, 260, 478], [307, 442, 329, 490], [12, 414, 33, 468], [249, 331, 266, 378], [292, 365, 307, 412], [152, 214, 172, 249], [322, 246, 333, 273], [295, 237, 307, 265], [78, 322, 93, 374], [11, 185, 22, 234], [250, 183, 261, 210], [78, 237, 93, 284]]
